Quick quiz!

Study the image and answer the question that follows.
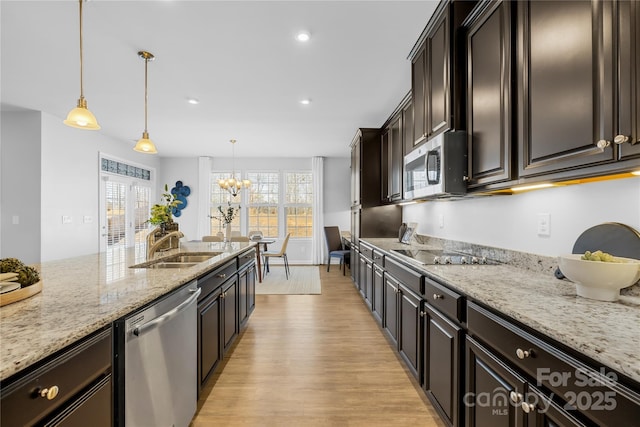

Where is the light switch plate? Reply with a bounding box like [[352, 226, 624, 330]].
[[62, 215, 72, 224], [537, 213, 550, 236]]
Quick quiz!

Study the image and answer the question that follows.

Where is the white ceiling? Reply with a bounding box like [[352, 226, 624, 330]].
[[1, 0, 438, 158]]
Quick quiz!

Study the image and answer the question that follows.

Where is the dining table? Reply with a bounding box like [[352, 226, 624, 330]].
[[252, 238, 276, 283]]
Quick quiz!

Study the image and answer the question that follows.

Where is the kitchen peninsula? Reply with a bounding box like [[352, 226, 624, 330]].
[[0, 241, 256, 426]]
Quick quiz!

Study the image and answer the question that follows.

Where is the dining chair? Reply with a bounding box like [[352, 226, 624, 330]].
[[230, 236, 250, 242], [202, 235, 223, 242], [262, 233, 291, 279], [324, 226, 350, 275], [248, 230, 263, 240]]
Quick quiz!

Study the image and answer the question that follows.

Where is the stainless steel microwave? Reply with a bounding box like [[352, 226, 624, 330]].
[[403, 131, 468, 200]]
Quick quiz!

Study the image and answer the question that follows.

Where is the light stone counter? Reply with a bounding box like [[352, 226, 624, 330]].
[[361, 238, 640, 385], [0, 241, 255, 382]]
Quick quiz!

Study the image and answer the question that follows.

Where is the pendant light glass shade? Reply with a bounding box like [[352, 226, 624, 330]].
[[64, 0, 100, 130], [133, 51, 158, 154]]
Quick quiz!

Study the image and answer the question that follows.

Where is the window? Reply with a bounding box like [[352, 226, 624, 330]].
[[209, 172, 241, 235], [285, 172, 313, 238], [247, 172, 279, 238]]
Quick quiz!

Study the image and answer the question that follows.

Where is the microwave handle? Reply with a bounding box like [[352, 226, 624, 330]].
[[426, 150, 440, 185]]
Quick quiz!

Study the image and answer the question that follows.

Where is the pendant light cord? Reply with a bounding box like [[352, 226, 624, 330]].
[[144, 56, 149, 133], [78, 0, 84, 100]]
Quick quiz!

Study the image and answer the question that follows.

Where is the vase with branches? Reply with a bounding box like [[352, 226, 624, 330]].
[[209, 202, 241, 241]]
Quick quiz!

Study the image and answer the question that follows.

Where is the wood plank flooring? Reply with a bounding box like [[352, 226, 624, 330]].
[[190, 266, 445, 426]]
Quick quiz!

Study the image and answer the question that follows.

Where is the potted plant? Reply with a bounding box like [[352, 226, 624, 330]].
[[149, 184, 182, 246], [210, 202, 240, 241]]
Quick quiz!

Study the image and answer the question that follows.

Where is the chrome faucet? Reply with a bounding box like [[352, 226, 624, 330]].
[[147, 231, 184, 260]]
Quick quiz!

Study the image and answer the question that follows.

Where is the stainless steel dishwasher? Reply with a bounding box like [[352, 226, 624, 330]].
[[123, 281, 201, 427]]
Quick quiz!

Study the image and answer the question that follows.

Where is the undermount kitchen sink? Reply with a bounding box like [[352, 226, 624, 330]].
[[130, 252, 222, 269]]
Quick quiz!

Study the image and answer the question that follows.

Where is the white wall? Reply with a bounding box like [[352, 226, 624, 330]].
[[402, 177, 640, 257], [39, 112, 161, 261], [324, 157, 351, 232], [159, 157, 199, 242], [1, 111, 42, 263]]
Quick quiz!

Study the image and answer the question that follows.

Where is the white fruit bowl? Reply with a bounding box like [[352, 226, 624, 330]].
[[559, 254, 640, 302]]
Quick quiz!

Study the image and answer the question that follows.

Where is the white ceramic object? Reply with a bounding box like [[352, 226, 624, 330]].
[[559, 254, 640, 301]]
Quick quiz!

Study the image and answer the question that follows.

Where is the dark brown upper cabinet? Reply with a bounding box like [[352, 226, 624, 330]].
[[617, 0, 640, 161], [517, 0, 616, 178], [465, 0, 514, 189], [402, 97, 414, 157], [410, 1, 475, 148], [381, 94, 409, 203], [350, 128, 382, 208]]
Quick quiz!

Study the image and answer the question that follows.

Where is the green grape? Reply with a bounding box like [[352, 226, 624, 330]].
[[581, 250, 621, 263]]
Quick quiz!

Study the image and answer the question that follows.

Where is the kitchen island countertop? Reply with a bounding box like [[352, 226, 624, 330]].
[[361, 238, 640, 386], [0, 241, 255, 382]]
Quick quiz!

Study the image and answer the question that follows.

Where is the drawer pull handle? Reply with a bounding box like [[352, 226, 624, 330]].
[[509, 391, 522, 404], [521, 402, 535, 413], [40, 386, 59, 400], [216, 273, 226, 278], [516, 348, 532, 359], [419, 311, 426, 317], [433, 294, 443, 300]]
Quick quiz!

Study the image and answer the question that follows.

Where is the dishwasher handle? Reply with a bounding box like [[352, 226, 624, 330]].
[[132, 288, 201, 337]]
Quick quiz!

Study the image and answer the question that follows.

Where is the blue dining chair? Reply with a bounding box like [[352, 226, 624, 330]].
[[324, 226, 350, 275]]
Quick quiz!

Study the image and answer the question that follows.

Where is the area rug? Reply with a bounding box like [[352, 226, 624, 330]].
[[255, 265, 321, 295]]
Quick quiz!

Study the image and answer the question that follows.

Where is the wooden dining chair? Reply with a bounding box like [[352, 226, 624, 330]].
[[324, 226, 350, 275], [230, 236, 250, 242], [202, 235, 223, 242], [262, 233, 291, 279]]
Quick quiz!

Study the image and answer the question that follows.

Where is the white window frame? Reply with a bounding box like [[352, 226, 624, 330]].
[[284, 170, 313, 239]]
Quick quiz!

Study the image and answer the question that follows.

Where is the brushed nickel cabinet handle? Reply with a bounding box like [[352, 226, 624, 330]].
[[614, 134, 630, 144], [516, 348, 532, 359], [596, 139, 610, 149], [433, 294, 443, 300]]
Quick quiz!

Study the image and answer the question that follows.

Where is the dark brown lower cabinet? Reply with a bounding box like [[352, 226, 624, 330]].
[[197, 287, 222, 388], [372, 264, 384, 324], [465, 336, 526, 427], [398, 284, 421, 380], [0, 328, 112, 427], [524, 385, 587, 427], [238, 261, 256, 326], [383, 273, 399, 346], [423, 303, 462, 427], [222, 277, 238, 354]]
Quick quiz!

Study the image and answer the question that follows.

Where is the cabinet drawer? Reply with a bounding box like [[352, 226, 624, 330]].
[[1, 328, 112, 427], [198, 260, 236, 301], [238, 249, 256, 271], [423, 277, 464, 323], [371, 250, 384, 267], [385, 256, 422, 295], [467, 301, 640, 427], [359, 243, 374, 260]]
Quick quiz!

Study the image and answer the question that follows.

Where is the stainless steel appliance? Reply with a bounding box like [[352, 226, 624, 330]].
[[391, 249, 498, 265], [122, 281, 201, 427], [403, 131, 467, 200]]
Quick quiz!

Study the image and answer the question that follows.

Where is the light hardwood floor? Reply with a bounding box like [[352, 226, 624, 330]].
[[190, 266, 445, 426]]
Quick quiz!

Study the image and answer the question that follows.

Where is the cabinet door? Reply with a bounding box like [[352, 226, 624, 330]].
[[381, 128, 390, 202], [403, 98, 414, 157], [222, 278, 238, 353], [466, 336, 526, 427], [390, 115, 403, 201], [361, 256, 373, 309], [423, 304, 462, 427], [198, 289, 221, 386], [428, 9, 451, 137], [45, 376, 112, 427], [517, 0, 615, 177], [351, 137, 361, 207], [238, 269, 248, 324], [372, 265, 384, 325], [467, 0, 513, 188], [398, 284, 421, 380], [617, 0, 640, 159], [383, 274, 399, 346], [412, 46, 427, 146], [247, 263, 256, 317]]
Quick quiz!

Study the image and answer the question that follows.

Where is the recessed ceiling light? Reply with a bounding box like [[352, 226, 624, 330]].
[[295, 31, 310, 42], [187, 98, 199, 105], [300, 99, 311, 105]]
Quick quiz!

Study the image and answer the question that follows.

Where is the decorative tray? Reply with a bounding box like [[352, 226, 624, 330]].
[[0, 281, 42, 307]]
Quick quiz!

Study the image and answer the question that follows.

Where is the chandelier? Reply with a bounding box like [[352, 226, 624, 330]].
[[218, 139, 250, 197]]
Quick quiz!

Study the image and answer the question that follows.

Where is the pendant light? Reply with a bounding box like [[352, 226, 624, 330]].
[[133, 51, 158, 154], [218, 139, 251, 197], [64, 0, 100, 130]]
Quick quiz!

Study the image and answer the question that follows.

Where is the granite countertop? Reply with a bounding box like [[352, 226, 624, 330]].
[[361, 238, 640, 385], [0, 241, 255, 382]]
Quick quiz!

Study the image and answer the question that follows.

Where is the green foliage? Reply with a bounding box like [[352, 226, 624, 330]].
[[0, 258, 25, 273], [211, 202, 240, 225], [0, 258, 40, 287], [149, 184, 183, 226]]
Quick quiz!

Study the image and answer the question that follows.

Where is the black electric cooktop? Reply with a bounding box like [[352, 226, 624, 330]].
[[391, 249, 499, 265]]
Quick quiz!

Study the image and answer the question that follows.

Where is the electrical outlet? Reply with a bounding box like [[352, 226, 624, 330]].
[[83, 216, 93, 224], [439, 214, 444, 228], [62, 215, 72, 224], [537, 213, 550, 236]]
